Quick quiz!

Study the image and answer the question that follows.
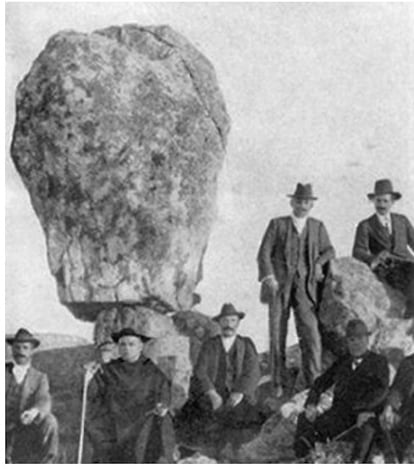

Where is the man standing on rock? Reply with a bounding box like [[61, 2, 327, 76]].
[[6, 328, 59, 463], [257, 183, 335, 397], [85, 327, 176, 463], [352, 179, 414, 318], [181, 303, 263, 448], [380, 353, 414, 462], [294, 319, 389, 462]]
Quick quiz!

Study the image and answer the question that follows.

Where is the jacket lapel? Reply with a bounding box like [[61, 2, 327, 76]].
[[233, 336, 245, 379], [19, 367, 36, 412], [368, 214, 391, 248]]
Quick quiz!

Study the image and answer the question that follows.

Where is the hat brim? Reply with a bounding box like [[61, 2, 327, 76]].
[[367, 192, 401, 201], [111, 331, 152, 343], [287, 194, 318, 200], [6, 337, 40, 348], [213, 312, 245, 322]]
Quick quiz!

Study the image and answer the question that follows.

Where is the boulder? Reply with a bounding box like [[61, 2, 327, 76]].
[[11, 24, 230, 320], [319, 257, 414, 360]]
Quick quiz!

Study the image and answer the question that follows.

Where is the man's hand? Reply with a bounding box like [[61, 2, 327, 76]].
[[380, 405, 399, 430], [153, 402, 169, 417], [226, 392, 243, 408], [20, 408, 40, 426], [264, 276, 279, 292], [314, 263, 324, 282], [305, 404, 318, 423], [371, 251, 391, 270], [356, 411, 375, 428], [206, 389, 223, 411], [84, 361, 102, 384]]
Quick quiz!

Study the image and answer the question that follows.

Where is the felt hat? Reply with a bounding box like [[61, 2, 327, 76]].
[[287, 183, 318, 200], [367, 179, 401, 200], [345, 319, 371, 338], [111, 327, 152, 343], [213, 303, 245, 322], [6, 328, 40, 348]]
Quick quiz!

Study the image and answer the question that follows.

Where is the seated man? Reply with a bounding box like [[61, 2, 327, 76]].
[[380, 353, 414, 462], [294, 319, 389, 462], [85, 327, 175, 463], [6, 328, 59, 463], [181, 303, 263, 446], [352, 179, 414, 318]]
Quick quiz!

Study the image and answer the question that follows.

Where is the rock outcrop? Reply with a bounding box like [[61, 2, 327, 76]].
[[11, 24, 230, 320]]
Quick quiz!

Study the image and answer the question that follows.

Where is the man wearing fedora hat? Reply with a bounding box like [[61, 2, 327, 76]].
[[181, 303, 262, 447], [294, 319, 389, 462], [257, 183, 335, 397], [85, 327, 176, 463], [6, 328, 59, 463], [353, 179, 414, 318]]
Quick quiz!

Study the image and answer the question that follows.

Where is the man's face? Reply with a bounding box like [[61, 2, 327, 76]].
[[290, 197, 314, 218], [219, 315, 240, 337], [98, 343, 116, 364], [374, 194, 394, 216], [12, 341, 35, 365], [118, 336, 143, 363], [347, 334, 369, 358]]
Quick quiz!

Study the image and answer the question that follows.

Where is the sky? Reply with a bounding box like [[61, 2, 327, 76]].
[[5, 2, 414, 351]]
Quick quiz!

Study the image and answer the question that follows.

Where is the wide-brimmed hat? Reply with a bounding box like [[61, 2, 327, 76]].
[[213, 303, 245, 322], [111, 327, 152, 343], [346, 319, 371, 338], [287, 183, 318, 200], [6, 328, 40, 348], [367, 179, 401, 200]]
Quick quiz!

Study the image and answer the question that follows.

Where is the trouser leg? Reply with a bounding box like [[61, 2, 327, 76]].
[[37, 413, 60, 463], [291, 277, 322, 387], [404, 264, 414, 318], [350, 418, 377, 462], [268, 292, 290, 387]]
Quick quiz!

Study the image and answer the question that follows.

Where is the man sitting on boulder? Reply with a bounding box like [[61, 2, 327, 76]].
[[380, 353, 414, 462], [6, 328, 59, 463], [180, 303, 263, 449], [85, 327, 176, 463], [294, 319, 389, 462], [352, 179, 414, 318]]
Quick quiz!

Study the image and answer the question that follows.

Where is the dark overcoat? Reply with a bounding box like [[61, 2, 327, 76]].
[[191, 335, 261, 403], [352, 213, 414, 265], [257, 216, 335, 306], [387, 353, 414, 423], [86, 356, 174, 463]]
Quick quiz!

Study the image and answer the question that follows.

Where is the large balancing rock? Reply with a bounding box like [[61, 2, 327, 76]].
[[11, 25, 230, 320]]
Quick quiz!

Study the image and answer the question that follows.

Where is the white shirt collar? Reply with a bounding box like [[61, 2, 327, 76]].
[[221, 335, 237, 353], [11, 360, 31, 384], [291, 214, 308, 234], [376, 213, 392, 233]]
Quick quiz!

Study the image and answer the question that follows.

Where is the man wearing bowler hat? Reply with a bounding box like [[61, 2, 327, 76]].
[[294, 319, 389, 462], [182, 303, 262, 446], [257, 183, 335, 397], [6, 328, 59, 463], [353, 179, 414, 318], [85, 327, 175, 463]]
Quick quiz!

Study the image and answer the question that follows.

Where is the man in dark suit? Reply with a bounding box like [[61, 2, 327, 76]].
[[380, 353, 414, 462], [6, 328, 59, 463], [352, 179, 414, 318], [257, 183, 335, 397], [294, 319, 389, 462], [182, 303, 262, 443], [86, 327, 175, 463]]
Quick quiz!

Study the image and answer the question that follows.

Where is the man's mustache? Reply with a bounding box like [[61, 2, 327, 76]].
[[223, 327, 235, 332]]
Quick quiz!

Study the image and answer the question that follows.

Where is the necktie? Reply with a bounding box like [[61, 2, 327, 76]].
[[384, 219, 391, 236]]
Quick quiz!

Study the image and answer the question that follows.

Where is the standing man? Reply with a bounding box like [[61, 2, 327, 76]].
[[182, 303, 262, 444], [380, 353, 414, 462], [294, 319, 389, 463], [6, 328, 59, 463], [352, 179, 414, 318], [257, 183, 335, 397], [85, 327, 175, 463]]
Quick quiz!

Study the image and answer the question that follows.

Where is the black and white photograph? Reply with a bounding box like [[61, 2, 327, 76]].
[[5, 2, 414, 463]]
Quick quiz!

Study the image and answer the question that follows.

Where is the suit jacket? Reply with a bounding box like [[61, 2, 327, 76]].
[[257, 216, 335, 305], [306, 351, 389, 415], [387, 354, 414, 422], [191, 335, 261, 403], [6, 362, 52, 429], [353, 213, 414, 265]]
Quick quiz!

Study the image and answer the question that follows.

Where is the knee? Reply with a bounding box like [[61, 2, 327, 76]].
[[39, 413, 59, 434]]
